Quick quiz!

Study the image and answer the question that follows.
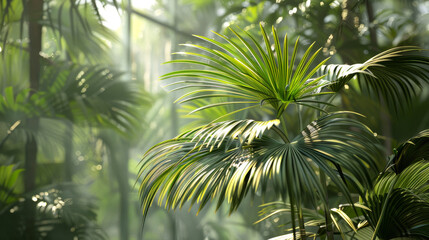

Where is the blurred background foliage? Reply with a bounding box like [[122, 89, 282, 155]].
[[0, 0, 428, 239]]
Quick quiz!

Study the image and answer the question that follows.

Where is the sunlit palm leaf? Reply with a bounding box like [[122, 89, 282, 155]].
[[387, 129, 429, 174], [191, 118, 280, 150], [268, 232, 317, 240], [319, 46, 429, 111], [365, 161, 429, 239], [178, 98, 268, 131], [330, 131, 429, 239], [162, 24, 332, 118], [255, 201, 324, 226], [138, 112, 381, 227], [256, 201, 373, 238]]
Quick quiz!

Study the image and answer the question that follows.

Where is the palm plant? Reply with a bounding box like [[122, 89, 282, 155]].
[[304, 130, 429, 240], [138, 24, 428, 239], [1, 1, 146, 239]]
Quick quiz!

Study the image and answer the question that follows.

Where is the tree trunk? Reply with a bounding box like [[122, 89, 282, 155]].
[[109, 139, 129, 240], [365, 0, 379, 52], [25, 0, 43, 239], [64, 121, 74, 182], [116, 1, 133, 239], [366, 0, 392, 155], [119, 149, 129, 240], [168, 1, 179, 239]]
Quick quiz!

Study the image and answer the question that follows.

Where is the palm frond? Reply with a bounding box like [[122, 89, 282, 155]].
[[337, 160, 429, 239], [162, 24, 332, 118], [366, 187, 429, 240], [319, 46, 429, 111], [329, 131, 429, 240], [190, 118, 280, 150], [178, 98, 269, 131], [0, 164, 22, 212], [138, 112, 381, 227], [256, 200, 374, 239], [39, 63, 147, 136], [387, 129, 429, 174], [255, 201, 324, 226]]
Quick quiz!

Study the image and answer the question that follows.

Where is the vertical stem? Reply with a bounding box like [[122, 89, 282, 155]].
[[288, 188, 297, 240], [119, 148, 130, 240], [169, 0, 179, 138], [109, 137, 129, 240], [366, 0, 392, 156], [365, 0, 378, 52], [296, 104, 303, 130], [297, 205, 307, 240], [64, 121, 73, 182], [24, 129, 37, 240], [28, 0, 43, 95], [26, 0, 43, 189], [169, 1, 179, 239], [320, 170, 334, 240], [273, 125, 290, 143], [25, 0, 43, 239], [371, 177, 398, 240], [118, 1, 132, 239], [280, 103, 290, 140]]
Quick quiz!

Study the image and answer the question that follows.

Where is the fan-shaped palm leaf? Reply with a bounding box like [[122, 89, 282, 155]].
[[178, 97, 267, 131], [319, 46, 429, 111], [138, 112, 381, 233], [255, 201, 373, 239], [387, 129, 429, 174], [255, 201, 325, 227], [330, 128, 429, 239], [325, 130, 429, 239], [365, 160, 429, 239], [38, 63, 146, 135], [161, 24, 332, 118]]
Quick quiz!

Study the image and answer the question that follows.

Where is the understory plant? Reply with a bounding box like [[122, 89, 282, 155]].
[[138, 25, 429, 239]]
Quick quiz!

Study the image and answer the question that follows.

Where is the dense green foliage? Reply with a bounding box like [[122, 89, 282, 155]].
[[1, 0, 429, 239], [138, 21, 429, 240]]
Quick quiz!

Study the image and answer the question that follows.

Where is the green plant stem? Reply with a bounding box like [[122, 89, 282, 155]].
[[273, 125, 290, 143], [288, 189, 297, 240], [296, 104, 303, 131], [371, 176, 399, 240], [322, 94, 337, 112], [298, 206, 307, 240], [320, 170, 334, 240]]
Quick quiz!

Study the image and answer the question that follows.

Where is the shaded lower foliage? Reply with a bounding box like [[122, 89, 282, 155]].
[[0, 183, 106, 240]]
